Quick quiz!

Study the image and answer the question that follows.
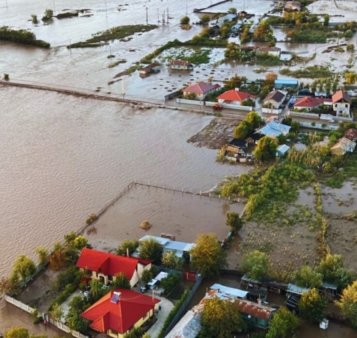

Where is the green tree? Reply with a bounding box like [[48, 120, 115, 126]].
[[201, 15, 210, 25], [11, 255, 36, 282], [141, 269, 153, 284], [323, 14, 329, 26], [49, 303, 63, 321], [226, 212, 243, 234], [190, 234, 226, 278], [5, 328, 29, 338], [31, 15, 38, 24], [162, 251, 182, 269], [66, 296, 90, 333], [298, 288, 326, 323], [245, 111, 262, 129], [294, 265, 323, 288], [89, 279, 104, 300], [112, 272, 130, 289], [242, 250, 269, 281], [337, 280, 357, 328], [253, 136, 278, 161], [200, 297, 246, 338], [73, 236, 88, 250], [228, 7, 237, 14], [117, 240, 139, 256], [266, 307, 299, 338], [139, 239, 163, 264], [318, 254, 351, 288], [36, 246, 48, 265], [161, 274, 181, 296], [42, 9, 53, 21], [180, 16, 190, 25], [234, 120, 253, 140]]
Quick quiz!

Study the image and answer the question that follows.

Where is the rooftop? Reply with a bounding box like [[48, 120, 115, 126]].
[[210, 283, 248, 299], [183, 82, 220, 95], [76, 248, 141, 279], [81, 289, 160, 334], [218, 89, 254, 102], [257, 121, 291, 137]]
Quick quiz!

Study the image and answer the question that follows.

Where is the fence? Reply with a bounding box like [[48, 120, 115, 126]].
[[4, 295, 89, 338], [162, 274, 203, 336], [205, 101, 252, 111]]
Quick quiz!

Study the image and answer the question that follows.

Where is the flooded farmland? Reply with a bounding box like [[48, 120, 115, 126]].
[[0, 86, 247, 277], [86, 183, 244, 251]]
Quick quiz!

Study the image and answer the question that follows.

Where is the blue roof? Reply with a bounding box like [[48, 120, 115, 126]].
[[257, 121, 291, 137], [139, 235, 195, 257], [277, 144, 290, 155], [210, 283, 248, 299], [287, 283, 310, 295], [275, 79, 298, 85]]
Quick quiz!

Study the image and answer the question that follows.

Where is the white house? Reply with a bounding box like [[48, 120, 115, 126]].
[[332, 90, 351, 118]]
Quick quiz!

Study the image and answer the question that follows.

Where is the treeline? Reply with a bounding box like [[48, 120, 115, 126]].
[[0, 26, 50, 48]]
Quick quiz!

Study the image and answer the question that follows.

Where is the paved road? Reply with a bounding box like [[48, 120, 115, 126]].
[[146, 296, 174, 338]]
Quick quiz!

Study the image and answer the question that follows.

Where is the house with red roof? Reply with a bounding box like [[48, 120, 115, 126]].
[[81, 289, 160, 338], [217, 88, 255, 106], [332, 90, 351, 118], [182, 81, 220, 100], [294, 96, 330, 111], [76, 248, 151, 287]]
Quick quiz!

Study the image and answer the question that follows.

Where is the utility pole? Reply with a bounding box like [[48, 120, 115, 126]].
[[157, 8, 160, 24], [145, 7, 148, 25], [52, 0, 56, 13]]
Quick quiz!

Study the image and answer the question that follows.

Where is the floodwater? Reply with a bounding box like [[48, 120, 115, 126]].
[[0, 86, 247, 277], [87, 184, 244, 251]]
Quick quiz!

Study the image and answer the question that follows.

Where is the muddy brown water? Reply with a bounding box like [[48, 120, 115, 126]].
[[0, 86, 248, 277]]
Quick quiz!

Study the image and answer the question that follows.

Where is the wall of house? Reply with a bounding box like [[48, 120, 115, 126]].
[[137, 263, 152, 279], [92, 271, 109, 285], [333, 102, 350, 117]]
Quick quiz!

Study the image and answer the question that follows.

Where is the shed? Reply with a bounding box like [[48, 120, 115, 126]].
[[275, 78, 299, 89], [276, 144, 290, 157], [210, 283, 248, 300], [286, 283, 310, 296]]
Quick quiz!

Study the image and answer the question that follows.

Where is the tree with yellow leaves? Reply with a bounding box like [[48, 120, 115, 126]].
[[337, 280, 357, 328]]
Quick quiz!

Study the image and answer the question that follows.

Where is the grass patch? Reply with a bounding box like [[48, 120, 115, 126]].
[[324, 153, 357, 188], [108, 59, 127, 68], [0, 26, 50, 48], [218, 162, 315, 223], [68, 24, 158, 48], [255, 54, 282, 67], [280, 65, 332, 78]]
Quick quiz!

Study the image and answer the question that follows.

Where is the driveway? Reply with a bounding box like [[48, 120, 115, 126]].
[[146, 296, 174, 338]]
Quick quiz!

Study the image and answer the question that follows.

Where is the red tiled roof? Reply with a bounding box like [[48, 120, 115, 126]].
[[82, 289, 160, 334], [332, 90, 350, 103], [76, 248, 140, 280], [294, 96, 326, 108], [183, 82, 220, 95], [218, 89, 253, 102], [235, 299, 274, 320]]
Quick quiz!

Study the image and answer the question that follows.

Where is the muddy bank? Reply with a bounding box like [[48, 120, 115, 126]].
[[187, 117, 239, 149]]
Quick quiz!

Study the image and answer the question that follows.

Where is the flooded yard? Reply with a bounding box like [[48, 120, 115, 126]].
[[86, 184, 244, 251]]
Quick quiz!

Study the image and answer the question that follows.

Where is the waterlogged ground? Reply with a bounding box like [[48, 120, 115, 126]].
[[0, 86, 249, 277], [86, 184, 244, 251]]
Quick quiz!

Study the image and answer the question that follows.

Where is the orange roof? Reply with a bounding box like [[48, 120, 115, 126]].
[[76, 248, 141, 280], [332, 90, 350, 103], [235, 299, 274, 320], [294, 96, 326, 108], [82, 289, 160, 334], [218, 89, 253, 102]]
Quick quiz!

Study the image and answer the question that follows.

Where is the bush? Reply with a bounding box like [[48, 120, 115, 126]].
[[180, 16, 190, 25], [0, 26, 50, 48]]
